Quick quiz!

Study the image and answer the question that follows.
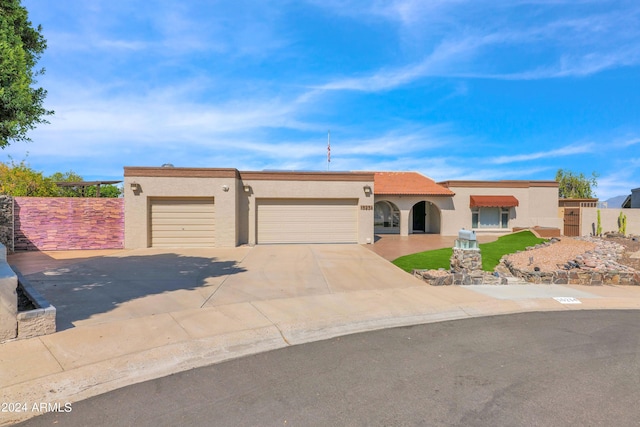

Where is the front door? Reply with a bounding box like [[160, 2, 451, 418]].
[[412, 201, 426, 233]]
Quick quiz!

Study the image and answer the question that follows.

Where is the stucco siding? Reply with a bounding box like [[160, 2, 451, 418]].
[[440, 183, 560, 235], [374, 196, 450, 236], [124, 175, 240, 248], [581, 208, 640, 236], [124, 168, 374, 247]]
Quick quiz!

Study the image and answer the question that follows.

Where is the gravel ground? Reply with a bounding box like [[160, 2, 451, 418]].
[[609, 237, 640, 271], [505, 236, 640, 273], [506, 239, 597, 272]]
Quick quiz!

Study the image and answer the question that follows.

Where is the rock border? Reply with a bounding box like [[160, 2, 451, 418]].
[[502, 237, 640, 286]]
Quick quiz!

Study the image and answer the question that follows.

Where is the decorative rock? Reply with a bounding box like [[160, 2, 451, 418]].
[[450, 248, 482, 273], [502, 236, 639, 286]]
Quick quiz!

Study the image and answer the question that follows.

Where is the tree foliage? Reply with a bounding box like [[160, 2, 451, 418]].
[[556, 169, 598, 199], [0, 160, 121, 197], [51, 170, 122, 198], [0, 158, 56, 196], [0, 0, 53, 148]]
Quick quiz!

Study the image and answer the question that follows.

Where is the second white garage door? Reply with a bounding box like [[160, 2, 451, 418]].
[[150, 198, 215, 247], [257, 199, 358, 244]]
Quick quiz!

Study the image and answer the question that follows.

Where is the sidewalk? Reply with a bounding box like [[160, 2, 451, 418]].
[[2, 246, 640, 426]]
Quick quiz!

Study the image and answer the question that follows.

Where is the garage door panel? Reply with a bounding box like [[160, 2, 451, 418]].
[[257, 199, 358, 244], [152, 225, 216, 233], [151, 238, 214, 248], [152, 219, 214, 227], [151, 206, 215, 214], [151, 230, 215, 238], [150, 198, 215, 248]]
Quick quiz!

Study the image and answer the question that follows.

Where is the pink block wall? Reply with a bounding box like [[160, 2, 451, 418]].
[[14, 197, 124, 251]]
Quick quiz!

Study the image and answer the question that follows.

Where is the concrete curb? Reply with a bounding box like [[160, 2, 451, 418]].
[[2, 291, 640, 426]]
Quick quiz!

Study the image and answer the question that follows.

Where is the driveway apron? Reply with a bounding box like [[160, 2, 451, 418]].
[[14, 245, 423, 330]]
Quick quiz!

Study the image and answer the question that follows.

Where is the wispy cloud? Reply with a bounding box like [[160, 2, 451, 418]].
[[596, 169, 640, 199], [490, 143, 596, 164], [618, 137, 640, 147], [316, 37, 487, 91], [312, 1, 640, 91]]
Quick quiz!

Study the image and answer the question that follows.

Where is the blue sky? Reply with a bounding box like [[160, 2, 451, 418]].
[[5, 0, 640, 200]]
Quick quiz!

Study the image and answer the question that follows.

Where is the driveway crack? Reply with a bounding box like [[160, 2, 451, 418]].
[[249, 302, 291, 346], [309, 246, 333, 294], [200, 248, 253, 308]]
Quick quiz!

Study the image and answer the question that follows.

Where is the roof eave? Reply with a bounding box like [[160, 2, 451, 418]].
[[374, 193, 455, 196]]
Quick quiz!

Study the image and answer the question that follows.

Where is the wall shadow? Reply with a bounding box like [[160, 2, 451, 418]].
[[14, 253, 246, 331]]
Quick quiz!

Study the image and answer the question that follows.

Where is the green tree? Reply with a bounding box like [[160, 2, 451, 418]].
[[50, 170, 84, 196], [86, 184, 121, 198], [556, 169, 598, 199], [0, 0, 53, 147], [50, 170, 122, 198], [0, 158, 57, 196]]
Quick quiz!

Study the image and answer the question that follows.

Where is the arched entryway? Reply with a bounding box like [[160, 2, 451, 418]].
[[410, 201, 441, 234], [374, 200, 400, 234], [412, 201, 426, 232]]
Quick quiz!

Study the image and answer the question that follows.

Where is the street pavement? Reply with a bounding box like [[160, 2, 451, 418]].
[[15, 310, 640, 427], [2, 242, 640, 426]]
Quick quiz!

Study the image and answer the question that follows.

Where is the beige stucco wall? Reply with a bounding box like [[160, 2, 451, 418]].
[[440, 184, 561, 236], [124, 174, 241, 248], [124, 168, 374, 247], [580, 208, 640, 236], [373, 196, 452, 236], [242, 178, 374, 245]]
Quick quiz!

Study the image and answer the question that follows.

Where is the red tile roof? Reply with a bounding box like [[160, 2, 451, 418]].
[[470, 195, 519, 207], [374, 172, 455, 196]]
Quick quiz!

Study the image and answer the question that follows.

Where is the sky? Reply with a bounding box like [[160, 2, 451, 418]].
[[5, 0, 640, 200]]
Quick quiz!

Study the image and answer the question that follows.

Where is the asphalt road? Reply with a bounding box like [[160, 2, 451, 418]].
[[16, 310, 640, 427]]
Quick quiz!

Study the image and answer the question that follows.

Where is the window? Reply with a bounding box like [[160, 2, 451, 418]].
[[374, 201, 400, 233], [501, 208, 509, 229], [472, 207, 511, 229]]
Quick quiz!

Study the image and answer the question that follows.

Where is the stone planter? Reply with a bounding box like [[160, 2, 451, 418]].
[[14, 270, 56, 339]]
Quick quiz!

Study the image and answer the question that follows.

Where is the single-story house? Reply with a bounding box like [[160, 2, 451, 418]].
[[622, 187, 640, 208], [124, 166, 561, 248]]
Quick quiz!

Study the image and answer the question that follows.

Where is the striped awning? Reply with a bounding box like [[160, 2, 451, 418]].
[[470, 195, 519, 208]]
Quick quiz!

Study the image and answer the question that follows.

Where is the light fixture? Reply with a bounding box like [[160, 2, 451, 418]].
[[363, 185, 372, 195], [222, 185, 230, 192], [130, 182, 140, 192], [243, 185, 251, 193]]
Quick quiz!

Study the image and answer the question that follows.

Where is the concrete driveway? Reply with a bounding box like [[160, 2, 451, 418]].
[[14, 244, 424, 330]]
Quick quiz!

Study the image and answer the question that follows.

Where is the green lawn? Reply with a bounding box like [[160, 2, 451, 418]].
[[392, 231, 547, 273]]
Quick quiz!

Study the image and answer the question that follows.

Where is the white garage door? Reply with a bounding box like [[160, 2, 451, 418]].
[[150, 198, 215, 247], [257, 199, 358, 244]]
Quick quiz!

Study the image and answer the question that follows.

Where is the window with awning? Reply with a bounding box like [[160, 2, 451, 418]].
[[469, 195, 519, 208], [470, 196, 518, 229]]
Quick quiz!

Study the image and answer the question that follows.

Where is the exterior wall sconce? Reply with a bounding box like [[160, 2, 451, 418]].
[[243, 185, 251, 193], [222, 185, 230, 192], [363, 185, 372, 195], [130, 182, 141, 192]]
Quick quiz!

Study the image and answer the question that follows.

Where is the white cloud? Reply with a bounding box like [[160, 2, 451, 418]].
[[618, 137, 640, 147], [490, 143, 596, 165], [596, 170, 640, 200], [310, 1, 640, 91]]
